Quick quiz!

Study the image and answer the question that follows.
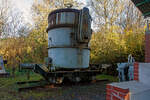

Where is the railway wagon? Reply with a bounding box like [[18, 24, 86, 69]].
[[21, 7, 101, 83]]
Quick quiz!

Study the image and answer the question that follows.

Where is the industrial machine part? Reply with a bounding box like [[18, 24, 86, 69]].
[[0, 56, 6, 73], [0, 56, 9, 77], [117, 54, 135, 82], [21, 7, 100, 83], [131, 0, 150, 18]]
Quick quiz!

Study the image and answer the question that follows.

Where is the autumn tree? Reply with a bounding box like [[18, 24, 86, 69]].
[[90, 0, 145, 64], [0, 0, 30, 68], [26, 0, 80, 63]]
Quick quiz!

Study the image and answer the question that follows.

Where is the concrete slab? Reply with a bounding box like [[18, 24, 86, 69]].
[[110, 81, 150, 94], [110, 81, 150, 100], [139, 63, 150, 86]]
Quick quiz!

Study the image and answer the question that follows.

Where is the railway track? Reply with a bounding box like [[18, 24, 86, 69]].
[[17, 79, 109, 92], [16, 80, 43, 85]]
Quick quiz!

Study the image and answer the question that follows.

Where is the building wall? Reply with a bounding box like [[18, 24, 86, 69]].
[[133, 62, 139, 81], [138, 63, 150, 86], [145, 31, 150, 62]]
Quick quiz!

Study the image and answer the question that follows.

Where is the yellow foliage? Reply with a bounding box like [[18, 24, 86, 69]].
[[27, 46, 32, 54], [90, 25, 145, 64]]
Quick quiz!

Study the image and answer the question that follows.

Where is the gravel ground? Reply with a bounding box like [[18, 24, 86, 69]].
[[0, 74, 114, 100], [24, 81, 109, 100]]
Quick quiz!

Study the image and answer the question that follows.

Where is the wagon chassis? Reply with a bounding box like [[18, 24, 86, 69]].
[[33, 64, 102, 83]]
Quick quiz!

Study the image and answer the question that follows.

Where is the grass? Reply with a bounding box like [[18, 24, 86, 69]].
[[96, 74, 118, 82], [0, 68, 45, 100], [0, 68, 118, 100]]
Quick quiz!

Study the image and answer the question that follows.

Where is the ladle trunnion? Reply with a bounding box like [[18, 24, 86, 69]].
[[20, 7, 101, 83]]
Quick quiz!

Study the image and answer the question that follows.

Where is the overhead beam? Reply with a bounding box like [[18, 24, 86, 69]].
[[131, 0, 150, 17], [136, 0, 150, 6]]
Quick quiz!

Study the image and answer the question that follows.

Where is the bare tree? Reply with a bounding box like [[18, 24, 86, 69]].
[[86, 0, 144, 32], [0, 0, 9, 37]]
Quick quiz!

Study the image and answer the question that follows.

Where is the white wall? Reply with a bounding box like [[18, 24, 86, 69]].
[[139, 63, 150, 86]]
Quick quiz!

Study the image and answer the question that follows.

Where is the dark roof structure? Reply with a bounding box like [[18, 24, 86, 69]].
[[131, 0, 150, 17]]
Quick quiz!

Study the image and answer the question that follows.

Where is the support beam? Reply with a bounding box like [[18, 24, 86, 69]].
[[131, 0, 150, 17]]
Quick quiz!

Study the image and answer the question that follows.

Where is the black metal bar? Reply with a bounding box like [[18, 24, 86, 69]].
[[16, 80, 42, 85], [48, 8, 80, 18], [47, 46, 90, 50]]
